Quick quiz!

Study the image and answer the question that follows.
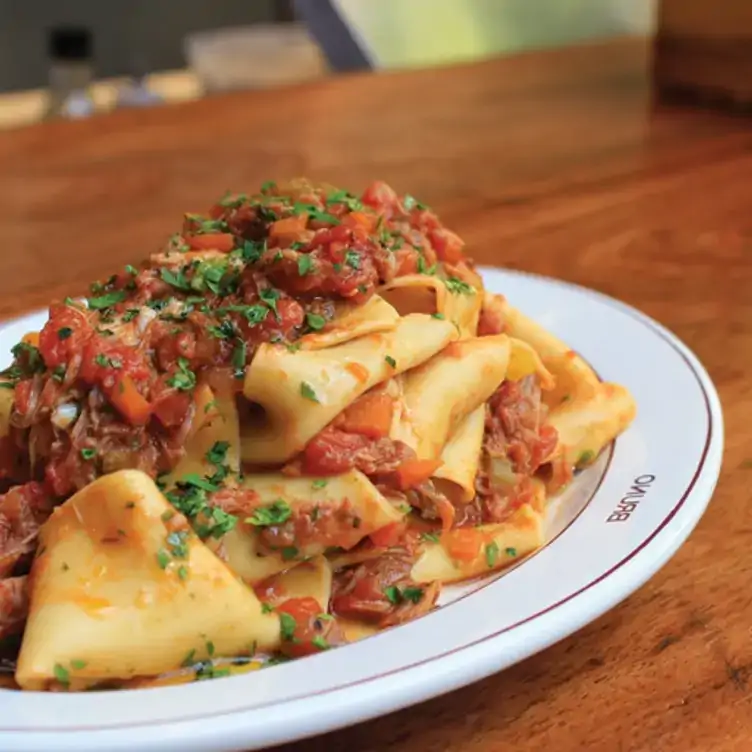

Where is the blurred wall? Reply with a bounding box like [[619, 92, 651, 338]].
[[0, 0, 275, 92], [333, 0, 656, 68]]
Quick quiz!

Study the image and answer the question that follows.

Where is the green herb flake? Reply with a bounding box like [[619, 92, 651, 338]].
[[444, 277, 475, 295], [420, 532, 440, 544], [206, 640, 215, 657], [206, 440, 230, 466], [182, 649, 197, 668], [260, 180, 277, 194], [80, 447, 96, 461], [52, 365, 66, 383], [261, 602, 274, 614], [281, 546, 299, 562], [312, 479, 328, 489], [167, 357, 197, 391], [384, 586, 401, 605], [311, 635, 330, 651], [160, 267, 192, 291], [297, 253, 315, 276], [53, 663, 70, 685], [246, 499, 292, 527], [279, 612, 297, 642], [156, 549, 171, 570], [57, 326, 73, 340], [345, 250, 361, 270], [485, 541, 500, 569], [306, 312, 326, 331], [431, 312, 445, 320], [70, 659, 87, 670], [232, 340, 247, 379], [577, 450, 595, 466], [505, 547, 518, 557], [385, 355, 397, 368], [122, 308, 140, 323], [300, 381, 320, 403], [87, 290, 127, 310], [401, 587, 424, 604]]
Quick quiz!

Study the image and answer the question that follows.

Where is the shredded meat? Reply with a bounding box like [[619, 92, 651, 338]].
[[331, 552, 439, 627], [0, 576, 28, 640], [0, 482, 54, 578]]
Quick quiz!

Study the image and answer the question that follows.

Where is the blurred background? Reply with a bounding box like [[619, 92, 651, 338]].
[[0, 0, 656, 129]]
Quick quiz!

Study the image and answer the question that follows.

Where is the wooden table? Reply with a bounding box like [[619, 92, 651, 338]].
[[0, 37, 749, 752]]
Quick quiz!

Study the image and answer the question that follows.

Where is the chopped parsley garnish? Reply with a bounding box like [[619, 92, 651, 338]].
[[420, 532, 440, 543], [206, 640, 215, 657], [300, 381, 320, 403], [206, 440, 230, 467], [401, 587, 424, 603], [192, 259, 232, 296], [577, 450, 595, 466], [53, 663, 70, 685], [305, 312, 326, 331], [232, 340, 247, 379], [261, 603, 274, 614], [11, 342, 45, 375], [403, 194, 425, 212], [417, 256, 437, 275], [312, 479, 328, 489], [207, 319, 236, 340], [184, 213, 228, 234], [177, 565, 189, 580], [297, 254, 315, 276], [167, 358, 197, 391], [166, 530, 190, 559], [281, 546, 299, 561], [246, 499, 292, 527], [345, 250, 360, 269], [485, 541, 500, 568], [280, 613, 297, 642], [94, 353, 122, 369], [444, 277, 475, 295], [156, 549, 171, 569], [260, 180, 277, 194], [259, 287, 280, 316], [70, 659, 88, 670], [195, 661, 231, 681], [384, 586, 401, 605], [182, 649, 197, 668], [431, 312, 445, 320], [52, 365, 66, 383], [124, 264, 138, 276], [87, 290, 127, 310], [311, 635, 330, 651], [179, 473, 220, 493], [216, 303, 269, 325], [385, 355, 396, 368], [80, 448, 96, 461], [159, 267, 192, 291], [57, 327, 73, 340], [326, 189, 363, 211], [292, 202, 340, 225], [240, 238, 266, 263], [506, 547, 518, 557]]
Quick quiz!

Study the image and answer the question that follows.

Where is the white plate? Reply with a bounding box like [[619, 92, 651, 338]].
[[0, 268, 723, 752]]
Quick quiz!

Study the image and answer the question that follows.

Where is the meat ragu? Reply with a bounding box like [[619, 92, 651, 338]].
[[0, 178, 585, 691]]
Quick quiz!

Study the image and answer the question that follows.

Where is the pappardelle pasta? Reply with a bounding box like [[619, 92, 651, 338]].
[[0, 179, 635, 691]]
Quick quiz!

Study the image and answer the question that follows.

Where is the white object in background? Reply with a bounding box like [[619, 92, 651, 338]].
[[0, 268, 722, 752], [184, 24, 328, 93], [115, 78, 164, 109]]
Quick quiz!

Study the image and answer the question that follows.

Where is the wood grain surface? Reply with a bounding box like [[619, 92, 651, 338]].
[[0, 37, 749, 752]]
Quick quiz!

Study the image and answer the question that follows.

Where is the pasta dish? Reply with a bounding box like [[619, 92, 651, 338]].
[[0, 179, 635, 690]]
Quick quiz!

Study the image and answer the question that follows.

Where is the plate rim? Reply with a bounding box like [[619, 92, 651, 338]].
[[0, 268, 724, 750]]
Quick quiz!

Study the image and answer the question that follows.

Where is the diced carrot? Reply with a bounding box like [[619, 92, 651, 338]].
[[186, 233, 235, 252], [345, 362, 370, 383], [269, 215, 308, 242], [344, 211, 375, 232], [394, 458, 442, 490], [369, 521, 407, 548], [444, 528, 483, 562], [337, 392, 393, 439], [22, 332, 39, 347], [394, 248, 420, 276], [109, 375, 152, 426]]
